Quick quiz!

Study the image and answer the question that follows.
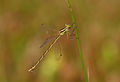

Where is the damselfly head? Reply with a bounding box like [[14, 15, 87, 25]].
[[65, 24, 72, 29]]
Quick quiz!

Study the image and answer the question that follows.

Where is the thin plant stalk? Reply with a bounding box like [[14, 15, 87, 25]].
[[67, 0, 88, 82]]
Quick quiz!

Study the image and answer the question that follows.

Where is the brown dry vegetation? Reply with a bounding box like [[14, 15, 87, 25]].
[[0, 0, 120, 82]]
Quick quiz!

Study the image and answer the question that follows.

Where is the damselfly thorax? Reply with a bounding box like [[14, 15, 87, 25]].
[[58, 24, 72, 36]]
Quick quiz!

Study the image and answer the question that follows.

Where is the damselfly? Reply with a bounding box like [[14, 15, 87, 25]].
[[28, 24, 73, 72]]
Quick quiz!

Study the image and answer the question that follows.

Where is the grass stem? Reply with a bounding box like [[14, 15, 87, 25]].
[[67, 0, 88, 82]]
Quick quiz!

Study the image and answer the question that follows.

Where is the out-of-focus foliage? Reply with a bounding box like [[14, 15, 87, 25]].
[[0, 0, 120, 82]]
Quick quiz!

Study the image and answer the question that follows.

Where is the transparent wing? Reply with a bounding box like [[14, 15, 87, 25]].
[[57, 41, 62, 58], [40, 36, 55, 48], [39, 24, 59, 49], [53, 40, 62, 61], [40, 24, 58, 34]]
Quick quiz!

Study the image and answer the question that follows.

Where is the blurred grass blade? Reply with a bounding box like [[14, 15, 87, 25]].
[[67, 0, 88, 82]]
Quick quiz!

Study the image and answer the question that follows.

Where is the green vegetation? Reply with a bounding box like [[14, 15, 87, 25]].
[[67, 0, 88, 82]]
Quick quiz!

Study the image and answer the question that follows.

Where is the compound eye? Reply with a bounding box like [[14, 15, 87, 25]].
[[65, 24, 68, 27]]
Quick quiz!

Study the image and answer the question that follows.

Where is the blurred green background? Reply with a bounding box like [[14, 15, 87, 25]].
[[0, 0, 120, 82]]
